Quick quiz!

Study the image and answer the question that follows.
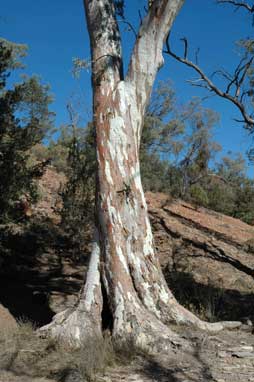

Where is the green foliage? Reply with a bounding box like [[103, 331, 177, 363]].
[[0, 38, 27, 71], [214, 154, 254, 223], [0, 39, 54, 222], [189, 184, 209, 207], [142, 80, 184, 157], [233, 179, 254, 224], [206, 182, 235, 216], [141, 152, 171, 193], [228, 36, 254, 134], [59, 122, 96, 259], [72, 57, 90, 79], [177, 99, 221, 196], [140, 85, 221, 200], [237, 38, 254, 119], [140, 82, 254, 224], [47, 125, 74, 173]]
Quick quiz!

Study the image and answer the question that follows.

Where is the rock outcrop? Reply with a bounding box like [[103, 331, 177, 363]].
[[0, 304, 17, 330], [147, 192, 254, 321]]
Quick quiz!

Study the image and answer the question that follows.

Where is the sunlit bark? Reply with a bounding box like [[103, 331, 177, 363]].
[[41, 0, 241, 350]]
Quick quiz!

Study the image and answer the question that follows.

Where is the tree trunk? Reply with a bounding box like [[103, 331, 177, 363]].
[[40, 0, 240, 351]]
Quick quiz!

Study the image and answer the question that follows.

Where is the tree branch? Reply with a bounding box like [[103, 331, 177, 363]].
[[164, 36, 254, 129], [190, 173, 229, 187], [118, 19, 138, 38], [217, 0, 254, 13], [125, 0, 185, 140]]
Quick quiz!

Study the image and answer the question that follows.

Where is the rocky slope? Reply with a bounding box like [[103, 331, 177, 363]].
[[1, 168, 254, 382], [147, 192, 254, 321], [1, 167, 254, 324]]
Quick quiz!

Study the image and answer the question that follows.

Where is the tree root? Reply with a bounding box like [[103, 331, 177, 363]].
[[38, 307, 102, 344], [164, 298, 242, 332]]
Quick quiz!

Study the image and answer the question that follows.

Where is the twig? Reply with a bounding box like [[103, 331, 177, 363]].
[[164, 34, 254, 129], [217, 0, 254, 13], [118, 19, 137, 38]]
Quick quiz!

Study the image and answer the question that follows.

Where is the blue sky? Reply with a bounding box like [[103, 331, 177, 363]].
[[1, 0, 253, 175]]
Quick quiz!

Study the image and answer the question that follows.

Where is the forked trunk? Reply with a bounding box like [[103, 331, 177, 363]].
[[40, 0, 241, 350]]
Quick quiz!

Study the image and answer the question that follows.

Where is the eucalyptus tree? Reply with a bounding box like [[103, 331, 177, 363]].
[[42, 0, 239, 351]]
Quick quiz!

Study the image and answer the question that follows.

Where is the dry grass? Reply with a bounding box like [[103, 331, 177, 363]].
[[167, 271, 225, 322], [74, 334, 115, 381], [0, 320, 115, 382]]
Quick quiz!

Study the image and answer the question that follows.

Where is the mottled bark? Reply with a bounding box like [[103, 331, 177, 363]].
[[39, 230, 103, 341], [40, 0, 239, 350]]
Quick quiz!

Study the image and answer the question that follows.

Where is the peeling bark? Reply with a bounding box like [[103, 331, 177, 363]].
[[39, 230, 103, 342], [40, 0, 240, 351]]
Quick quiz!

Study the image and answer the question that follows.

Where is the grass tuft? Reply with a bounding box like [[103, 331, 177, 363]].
[[0, 321, 116, 382]]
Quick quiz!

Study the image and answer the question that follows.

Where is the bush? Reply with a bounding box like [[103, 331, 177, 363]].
[[189, 184, 209, 207], [0, 39, 54, 223]]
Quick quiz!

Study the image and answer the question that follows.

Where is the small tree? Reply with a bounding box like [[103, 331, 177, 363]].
[[0, 39, 54, 222], [60, 119, 96, 260]]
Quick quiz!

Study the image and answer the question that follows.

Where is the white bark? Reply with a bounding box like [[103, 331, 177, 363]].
[[40, 0, 241, 350], [39, 230, 103, 342]]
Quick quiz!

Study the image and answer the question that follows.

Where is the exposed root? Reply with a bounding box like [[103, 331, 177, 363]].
[[165, 298, 242, 333], [38, 307, 102, 345], [38, 229, 103, 345]]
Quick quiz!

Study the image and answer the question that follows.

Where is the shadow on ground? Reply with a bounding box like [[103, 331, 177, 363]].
[[0, 219, 88, 326], [165, 269, 254, 322]]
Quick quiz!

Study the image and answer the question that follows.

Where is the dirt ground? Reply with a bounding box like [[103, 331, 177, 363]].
[[0, 325, 253, 382], [99, 326, 254, 382]]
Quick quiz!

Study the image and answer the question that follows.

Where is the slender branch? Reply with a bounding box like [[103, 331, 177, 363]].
[[236, 56, 254, 96], [118, 19, 137, 38], [180, 37, 188, 59], [138, 10, 143, 24], [217, 0, 254, 13], [164, 35, 254, 129], [190, 173, 229, 186], [195, 47, 200, 65]]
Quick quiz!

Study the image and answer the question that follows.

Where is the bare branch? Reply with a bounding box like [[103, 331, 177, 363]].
[[186, 79, 211, 90], [164, 36, 254, 129], [236, 56, 254, 96], [212, 69, 233, 84], [118, 19, 138, 38], [190, 173, 229, 186], [180, 37, 188, 59], [217, 0, 254, 13], [225, 56, 247, 94], [195, 47, 200, 65], [240, 89, 250, 102]]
